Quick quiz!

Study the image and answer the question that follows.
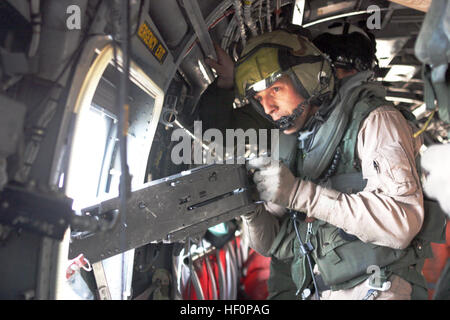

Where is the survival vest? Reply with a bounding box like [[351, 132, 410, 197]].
[[268, 72, 447, 299]]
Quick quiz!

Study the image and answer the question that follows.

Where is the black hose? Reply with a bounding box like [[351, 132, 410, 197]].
[[291, 212, 320, 300], [112, 0, 132, 300]]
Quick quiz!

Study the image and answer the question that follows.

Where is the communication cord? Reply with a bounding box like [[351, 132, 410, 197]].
[[291, 212, 320, 300]]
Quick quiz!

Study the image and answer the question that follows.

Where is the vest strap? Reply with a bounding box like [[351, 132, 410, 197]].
[[329, 172, 367, 193], [269, 215, 293, 258]]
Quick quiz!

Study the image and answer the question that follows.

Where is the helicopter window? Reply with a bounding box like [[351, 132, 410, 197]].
[[67, 102, 117, 210], [65, 45, 164, 213]]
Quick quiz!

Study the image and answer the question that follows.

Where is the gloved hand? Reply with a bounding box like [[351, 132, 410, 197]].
[[246, 156, 298, 208]]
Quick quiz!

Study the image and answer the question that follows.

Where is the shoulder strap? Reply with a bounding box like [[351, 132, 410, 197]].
[[277, 132, 299, 173], [329, 172, 367, 193], [269, 215, 295, 259], [335, 96, 388, 175], [302, 80, 387, 180], [417, 199, 448, 243]]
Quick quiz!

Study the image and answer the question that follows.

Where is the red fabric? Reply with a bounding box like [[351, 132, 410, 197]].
[[240, 249, 271, 300], [422, 220, 450, 299]]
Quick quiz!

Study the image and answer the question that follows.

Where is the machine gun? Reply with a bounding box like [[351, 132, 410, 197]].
[[68, 164, 256, 263]]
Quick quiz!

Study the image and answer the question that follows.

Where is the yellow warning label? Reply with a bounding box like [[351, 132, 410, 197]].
[[137, 22, 168, 64]]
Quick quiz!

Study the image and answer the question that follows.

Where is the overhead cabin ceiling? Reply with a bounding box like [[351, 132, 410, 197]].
[[146, 0, 447, 143]]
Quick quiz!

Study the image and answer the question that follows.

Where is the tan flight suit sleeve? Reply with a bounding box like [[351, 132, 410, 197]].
[[288, 105, 424, 249], [241, 202, 283, 257]]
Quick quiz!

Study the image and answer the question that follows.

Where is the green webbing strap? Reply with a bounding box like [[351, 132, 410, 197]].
[[417, 200, 448, 243], [269, 215, 291, 257], [335, 96, 387, 176], [423, 64, 449, 124], [329, 172, 367, 193], [423, 65, 437, 111], [434, 80, 450, 124], [277, 133, 299, 173]]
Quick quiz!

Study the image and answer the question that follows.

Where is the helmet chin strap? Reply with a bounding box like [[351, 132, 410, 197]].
[[248, 96, 311, 131], [275, 100, 308, 131]]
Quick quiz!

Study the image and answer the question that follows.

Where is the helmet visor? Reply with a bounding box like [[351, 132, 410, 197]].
[[234, 43, 325, 99], [234, 46, 284, 99]]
